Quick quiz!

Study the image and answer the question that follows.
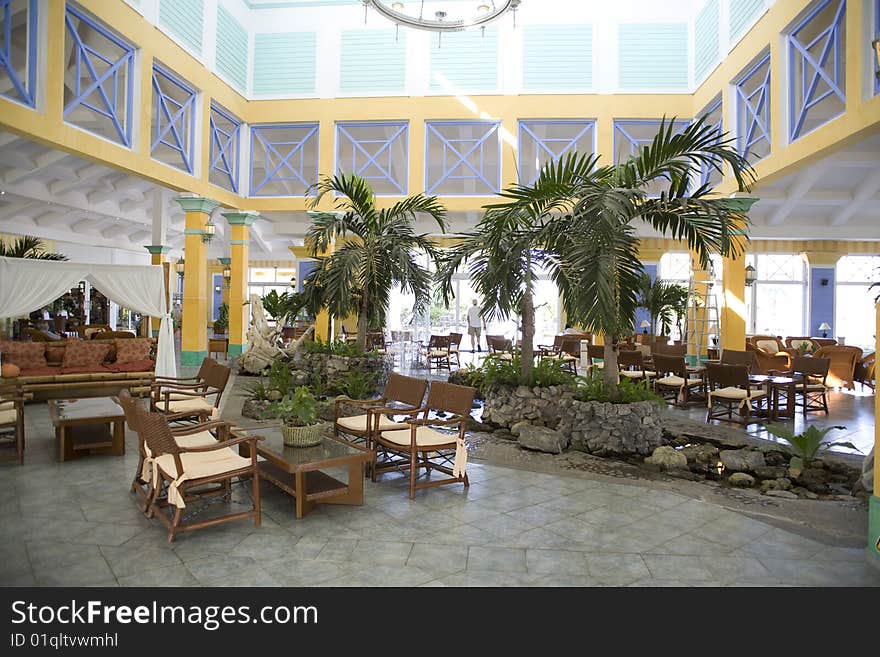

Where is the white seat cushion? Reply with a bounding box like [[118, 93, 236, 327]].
[[155, 447, 250, 480], [656, 375, 702, 387], [544, 354, 577, 362], [380, 426, 458, 449], [165, 397, 215, 414], [336, 414, 408, 433], [0, 408, 17, 425], [803, 383, 827, 392], [711, 386, 765, 401], [429, 349, 449, 357], [620, 370, 656, 378], [174, 430, 218, 449], [0, 401, 13, 412]]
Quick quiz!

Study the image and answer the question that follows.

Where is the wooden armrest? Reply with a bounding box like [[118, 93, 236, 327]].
[[367, 404, 419, 417], [406, 414, 463, 427], [334, 395, 385, 409], [171, 420, 228, 436], [152, 381, 209, 391], [180, 434, 262, 452], [161, 386, 219, 399]]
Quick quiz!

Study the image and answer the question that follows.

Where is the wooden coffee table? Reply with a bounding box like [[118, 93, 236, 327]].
[[233, 424, 370, 518], [48, 397, 125, 462]]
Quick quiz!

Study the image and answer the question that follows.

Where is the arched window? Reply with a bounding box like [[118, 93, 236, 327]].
[[835, 255, 880, 349]]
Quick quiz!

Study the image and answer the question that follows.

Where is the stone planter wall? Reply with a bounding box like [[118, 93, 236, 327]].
[[481, 384, 574, 428], [482, 384, 665, 457], [296, 352, 394, 391], [557, 399, 665, 456]]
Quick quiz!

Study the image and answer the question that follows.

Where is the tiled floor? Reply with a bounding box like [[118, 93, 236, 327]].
[[1, 380, 878, 587]]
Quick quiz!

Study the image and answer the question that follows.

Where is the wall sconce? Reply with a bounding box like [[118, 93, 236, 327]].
[[745, 264, 756, 286], [818, 322, 831, 338], [176, 259, 185, 278], [289, 274, 297, 288], [222, 264, 231, 280], [202, 219, 216, 243]]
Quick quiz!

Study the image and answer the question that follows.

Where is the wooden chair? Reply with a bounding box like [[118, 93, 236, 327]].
[[751, 335, 790, 354], [721, 348, 758, 371], [372, 381, 475, 499], [790, 355, 830, 416], [652, 353, 705, 407], [651, 342, 686, 358], [27, 328, 65, 342], [585, 344, 606, 375], [617, 349, 655, 381], [422, 334, 452, 370], [151, 360, 231, 423], [705, 363, 766, 425], [132, 405, 261, 543], [447, 332, 463, 366], [334, 373, 428, 453], [118, 389, 223, 511], [366, 331, 387, 353], [540, 336, 580, 373], [813, 345, 862, 390], [785, 336, 820, 352], [486, 335, 514, 361], [152, 357, 217, 401], [0, 382, 25, 465], [854, 352, 875, 391]]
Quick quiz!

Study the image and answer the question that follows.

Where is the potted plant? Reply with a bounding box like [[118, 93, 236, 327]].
[[263, 385, 324, 447], [213, 302, 229, 335]]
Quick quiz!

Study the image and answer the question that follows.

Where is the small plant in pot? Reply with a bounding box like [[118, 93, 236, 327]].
[[263, 385, 324, 447]]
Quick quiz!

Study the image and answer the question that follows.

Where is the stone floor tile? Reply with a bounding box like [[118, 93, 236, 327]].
[[117, 564, 200, 587], [525, 548, 590, 575], [406, 543, 469, 574], [641, 554, 716, 581], [583, 554, 651, 585], [467, 546, 527, 572], [101, 545, 183, 579]]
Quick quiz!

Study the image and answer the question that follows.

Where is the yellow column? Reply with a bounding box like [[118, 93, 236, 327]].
[[221, 211, 259, 356], [144, 245, 170, 336], [720, 255, 747, 351], [175, 197, 218, 366]]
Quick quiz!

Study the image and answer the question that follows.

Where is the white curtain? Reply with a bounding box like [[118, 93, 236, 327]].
[[0, 256, 177, 378]]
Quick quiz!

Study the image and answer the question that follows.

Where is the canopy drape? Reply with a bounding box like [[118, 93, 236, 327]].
[[0, 256, 176, 378]]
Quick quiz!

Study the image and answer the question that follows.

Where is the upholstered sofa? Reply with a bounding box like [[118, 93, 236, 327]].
[[0, 338, 155, 400]]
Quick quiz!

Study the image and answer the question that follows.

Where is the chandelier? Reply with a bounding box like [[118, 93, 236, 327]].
[[362, 1, 521, 34]]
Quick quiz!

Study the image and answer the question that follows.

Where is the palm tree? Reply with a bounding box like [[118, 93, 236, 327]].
[[437, 208, 548, 384], [636, 274, 689, 337], [302, 173, 447, 349], [482, 117, 755, 393], [0, 235, 67, 260]]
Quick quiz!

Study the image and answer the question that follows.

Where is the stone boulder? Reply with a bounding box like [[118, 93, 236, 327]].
[[518, 425, 569, 455], [644, 446, 687, 471], [719, 449, 766, 473], [559, 399, 665, 456], [728, 472, 756, 487], [510, 420, 530, 437]]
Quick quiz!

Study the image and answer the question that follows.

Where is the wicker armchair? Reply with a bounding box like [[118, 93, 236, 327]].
[[0, 382, 25, 465], [334, 373, 428, 453], [789, 355, 830, 416], [854, 351, 875, 391], [372, 381, 475, 499], [652, 353, 706, 407], [813, 345, 862, 390], [705, 363, 766, 425], [150, 360, 231, 422], [743, 343, 788, 374]]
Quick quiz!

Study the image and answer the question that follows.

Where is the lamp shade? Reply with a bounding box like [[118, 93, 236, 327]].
[[818, 322, 831, 331], [222, 265, 231, 279], [745, 264, 757, 286], [175, 259, 185, 275], [639, 320, 651, 328]]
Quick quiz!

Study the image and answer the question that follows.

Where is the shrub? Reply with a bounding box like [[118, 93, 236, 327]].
[[338, 370, 375, 400], [303, 338, 368, 358], [764, 423, 856, 462], [267, 360, 293, 397], [573, 371, 664, 404], [241, 378, 270, 401], [481, 354, 576, 389]]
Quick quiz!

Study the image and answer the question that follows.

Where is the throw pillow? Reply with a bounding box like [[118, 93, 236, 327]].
[[1, 363, 21, 378], [0, 341, 47, 369], [115, 338, 152, 364], [45, 345, 66, 365], [61, 341, 111, 369]]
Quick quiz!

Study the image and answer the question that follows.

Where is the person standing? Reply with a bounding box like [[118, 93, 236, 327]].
[[467, 299, 484, 351]]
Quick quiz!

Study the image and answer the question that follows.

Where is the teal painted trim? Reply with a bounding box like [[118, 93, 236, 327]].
[[183, 228, 205, 235], [180, 349, 208, 366], [339, 29, 406, 94], [430, 28, 498, 93], [694, 0, 720, 83], [222, 210, 260, 225], [227, 343, 245, 356], [729, 0, 765, 44], [174, 196, 219, 213], [144, 245, 170, 255], [158, 0, 204, 55], [218, 257, 231, 265], [869, 496, 880, 571], [618, 23, 688, 90], [151, 329, 160, 337], [230, 239, 250, 245], [253, 32, 317, 95], [522, 25, 593, 91], [215, 5, 248, 92]]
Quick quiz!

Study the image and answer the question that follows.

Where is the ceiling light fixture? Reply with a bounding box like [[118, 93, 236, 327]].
[[362, 1, 520, 33], [202, 219, 216, 244]]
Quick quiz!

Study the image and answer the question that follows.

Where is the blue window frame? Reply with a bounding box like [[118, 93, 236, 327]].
[[250, 123, 319, 197], [788, 0, 846, 142], [210, 104, 242, 193], [64, 4, 135, 147], [873, 0, 879, 96], [613, 119, 690, 196], [151, 64, 197, 174], [0, 0, 37, 107], [425, 121, 500, 196], [336, 121, 408, 195], [697, 96, 723, 189], [735, 50, 771, 162], [517, 120, 596, 185]]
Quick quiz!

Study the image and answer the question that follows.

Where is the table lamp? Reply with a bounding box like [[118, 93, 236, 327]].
[[818, 322, 831, 338], [639, 320, 650, 334]]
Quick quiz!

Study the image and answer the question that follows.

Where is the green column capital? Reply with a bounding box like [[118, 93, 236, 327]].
[[222, 210, 260, 226], [175, 196, 220, 214], [144, 245, 171, 255], [218, 257, 231, 265]]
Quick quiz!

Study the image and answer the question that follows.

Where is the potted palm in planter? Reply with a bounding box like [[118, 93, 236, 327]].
[[263, 385, 324, 447]]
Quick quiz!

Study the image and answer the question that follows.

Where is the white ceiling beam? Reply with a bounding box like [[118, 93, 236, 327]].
[[831, 170, 880, 226], [49, 163, 111, 196], [4, 151, 70, 185], [71, 217, 101, 232], [753, 190, 849, 206], [0, 132, 21, 148], [6, 222, 144, 253], [33, 209, 76, 227], [828, 151, 880, 169], [4, 180, 152, 227], [249, 221, 272, 256], [0, 150, 35, 171], [768, 164, 828, 225], [100, 224, 128, 239], [0, 200, 34, 221]]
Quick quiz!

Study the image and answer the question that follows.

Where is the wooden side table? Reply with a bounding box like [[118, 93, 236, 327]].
[[208, 336, 228, 360]]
